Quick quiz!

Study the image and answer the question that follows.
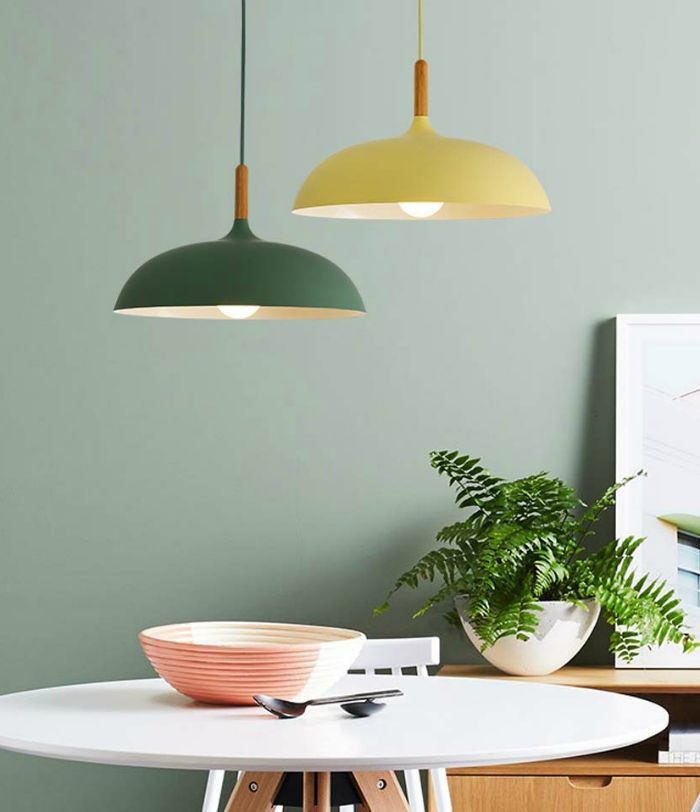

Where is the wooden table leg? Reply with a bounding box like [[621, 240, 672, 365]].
[[303, 771, 331, 812], [223, 769, 410, 812], [352, 772, 412, 812], [223, 772, 285, 812]]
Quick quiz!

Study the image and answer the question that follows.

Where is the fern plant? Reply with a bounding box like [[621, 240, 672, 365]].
[[376, 451, 698, 663]]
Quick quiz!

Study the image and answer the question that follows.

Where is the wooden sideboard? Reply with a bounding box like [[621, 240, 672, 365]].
[[433, 666, 700, 812]]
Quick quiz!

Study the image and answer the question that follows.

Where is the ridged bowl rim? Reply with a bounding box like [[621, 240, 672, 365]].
[[139, 621, 366, 654]]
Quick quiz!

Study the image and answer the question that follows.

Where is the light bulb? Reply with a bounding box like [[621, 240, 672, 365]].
[[398, 201, 444, 218], [217, 305, 260, 319]]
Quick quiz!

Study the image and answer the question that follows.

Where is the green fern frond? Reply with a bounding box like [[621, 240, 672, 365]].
[[429, 451, 503, 511], [576, 471, 645, 540]]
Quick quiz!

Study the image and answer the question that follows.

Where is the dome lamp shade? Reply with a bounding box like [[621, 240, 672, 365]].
[[114, 183, 364, 320], [293, 2, 550, 221], [114, 2, 365, 320]]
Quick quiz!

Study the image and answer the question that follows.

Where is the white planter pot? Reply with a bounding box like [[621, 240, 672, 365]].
[[455, 597, 601, 676]]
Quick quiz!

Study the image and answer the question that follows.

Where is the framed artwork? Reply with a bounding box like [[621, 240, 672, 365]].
[[616, 314, 700, 667]]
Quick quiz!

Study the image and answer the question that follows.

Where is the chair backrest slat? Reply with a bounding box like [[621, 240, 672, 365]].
[[349, 637, 440, 672]]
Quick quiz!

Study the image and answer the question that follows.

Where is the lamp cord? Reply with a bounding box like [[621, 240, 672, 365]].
[[418, 0, 423, 60], [240, 0, 246, 165]]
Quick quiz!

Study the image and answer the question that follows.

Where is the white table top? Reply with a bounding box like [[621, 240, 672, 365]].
[[0, 675, 667, 772]]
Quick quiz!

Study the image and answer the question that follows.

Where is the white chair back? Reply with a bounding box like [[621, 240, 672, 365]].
[[350, 637, 440, 675]]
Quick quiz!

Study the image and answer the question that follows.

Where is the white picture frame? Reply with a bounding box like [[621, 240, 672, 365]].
[[616, 314, 700, 667]]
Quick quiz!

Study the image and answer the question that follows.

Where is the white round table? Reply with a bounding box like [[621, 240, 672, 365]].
[[0, 675, 668, 812]]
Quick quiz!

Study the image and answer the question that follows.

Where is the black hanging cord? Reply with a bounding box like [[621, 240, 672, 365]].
[[240, 0, 246, 165]]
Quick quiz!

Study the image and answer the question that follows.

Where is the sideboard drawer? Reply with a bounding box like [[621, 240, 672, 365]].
[[447, 775, 700, 811]]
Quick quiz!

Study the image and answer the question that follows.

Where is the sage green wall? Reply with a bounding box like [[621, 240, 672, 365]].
[[0, 0, 697, 808]]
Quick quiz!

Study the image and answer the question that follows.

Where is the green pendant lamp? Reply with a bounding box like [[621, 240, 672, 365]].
[[293, 0, 550, 221], [115, 1, 365, 320]]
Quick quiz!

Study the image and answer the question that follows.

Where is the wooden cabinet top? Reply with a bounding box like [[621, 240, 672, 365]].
[[439, 665, 700, 693]]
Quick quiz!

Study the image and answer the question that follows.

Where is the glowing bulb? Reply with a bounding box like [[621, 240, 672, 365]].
[[217, 305, 260, 319], [398, 201, 444, 218]]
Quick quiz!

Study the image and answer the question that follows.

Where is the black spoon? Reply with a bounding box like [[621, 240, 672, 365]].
[[253, 689, 403, 719], [340, 699, 387, 718]]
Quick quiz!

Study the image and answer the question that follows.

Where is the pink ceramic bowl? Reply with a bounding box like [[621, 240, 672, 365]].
[[139, 621, 365, 705]]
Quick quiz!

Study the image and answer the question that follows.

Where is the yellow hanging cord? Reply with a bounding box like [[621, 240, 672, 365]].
[[418, 0, 424, 60]]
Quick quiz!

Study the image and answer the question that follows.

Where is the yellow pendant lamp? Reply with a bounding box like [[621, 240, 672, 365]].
[[293, 0, 550, 221]]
